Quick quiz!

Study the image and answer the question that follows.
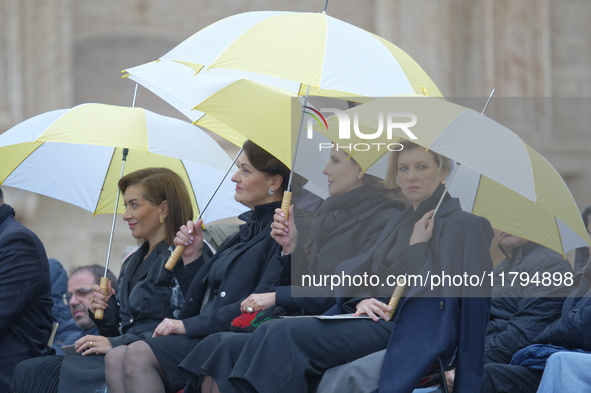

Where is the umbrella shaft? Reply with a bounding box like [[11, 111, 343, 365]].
[[104, 148, 129, 277], [195, 146, 244, 224], [287, 85, 312, 192]]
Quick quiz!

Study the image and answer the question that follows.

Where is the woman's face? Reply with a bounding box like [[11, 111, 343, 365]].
[[322, 148, 364, 196], [122, 184, 167, 245], [231, 152, 281, 209], [397, 147, 447, 210]]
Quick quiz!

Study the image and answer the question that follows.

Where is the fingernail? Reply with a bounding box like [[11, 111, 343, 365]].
[[184, 242, 189, 246], [190, 236, 194, 241], [280, 213, 284, 217], [188, 229, 193, 234]]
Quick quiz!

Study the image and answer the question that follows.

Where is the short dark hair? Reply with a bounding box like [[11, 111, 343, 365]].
[[242, 140, 291, 192], [69, 264, 118, 287], [0, 187, 3, 200], [118, 168, 193, 246]]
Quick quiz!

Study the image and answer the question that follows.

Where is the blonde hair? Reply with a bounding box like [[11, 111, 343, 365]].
[[385, 140, 451, 188]]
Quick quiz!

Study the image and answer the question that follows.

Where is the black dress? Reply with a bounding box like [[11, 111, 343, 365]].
[[177, 185, 405, 393], [140, 202, 285, 392]]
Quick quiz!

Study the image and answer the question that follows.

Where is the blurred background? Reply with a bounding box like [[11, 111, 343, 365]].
[[1, 0, 590, 273]]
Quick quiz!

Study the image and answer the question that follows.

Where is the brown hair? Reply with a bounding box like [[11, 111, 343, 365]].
[[242, 140, 291, 192], [118, 167, 193, 246], [385, 140, 451, 188]]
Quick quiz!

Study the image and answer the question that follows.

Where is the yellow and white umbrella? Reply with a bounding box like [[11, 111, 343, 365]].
[[316, 95, 590, 255], [0, 103, 247, 223], [122, 11, 444, 168], [143, 11, 441, 97]]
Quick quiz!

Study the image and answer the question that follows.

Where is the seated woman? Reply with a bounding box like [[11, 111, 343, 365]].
[[177, 147, 407, 393], [104, 140, 291, 393], [10, 167, 199, 393], [223, 140, 493, 393]]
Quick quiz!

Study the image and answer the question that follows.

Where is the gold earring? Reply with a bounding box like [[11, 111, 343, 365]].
[[441, 180, 446, 185], [159, 216, 164, 224]]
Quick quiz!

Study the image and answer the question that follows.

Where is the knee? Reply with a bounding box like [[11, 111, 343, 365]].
[[123, 341, 155, 373], [105, 345, 126, 369]]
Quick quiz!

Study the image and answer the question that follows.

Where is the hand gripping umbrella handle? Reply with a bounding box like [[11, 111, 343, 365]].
[[281, 191, 292, 220], [94, 277, 110, 320], [385, 277, 406, 320], [164, 244, 186, 271]]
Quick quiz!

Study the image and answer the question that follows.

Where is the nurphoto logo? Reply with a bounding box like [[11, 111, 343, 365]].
[[304, 107, 417, 152]]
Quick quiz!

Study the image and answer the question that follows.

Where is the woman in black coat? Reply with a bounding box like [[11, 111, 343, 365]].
[[10, 167, 198, 393], [104, 140, 291, 393], [177, 147, 407, 393], [225, 141, 493, 393]]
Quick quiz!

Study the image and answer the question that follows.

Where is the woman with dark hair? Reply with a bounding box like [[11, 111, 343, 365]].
[[223, 140, 493, 393], [104, 140, 291, 393], [177, 146, 407, 393], [11, 167, 200, 393]]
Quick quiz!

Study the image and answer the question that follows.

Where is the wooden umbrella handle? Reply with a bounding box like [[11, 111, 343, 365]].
[[281, 191, 292, 220], [164, 244, 186, 271], [94, 277, 110, 320], [385, 277, 407, 320]]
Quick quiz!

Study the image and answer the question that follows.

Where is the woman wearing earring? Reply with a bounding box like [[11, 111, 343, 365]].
[[177, 146, 407, 393], [225, 140, 493, 393], [104, 140, 291, 393], [11, 167, 200, 393]]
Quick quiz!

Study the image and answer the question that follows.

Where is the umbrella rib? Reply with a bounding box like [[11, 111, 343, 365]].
[[472, 174, 484, 214], [179, 160, 200, 218], [554, 217, 565, 258], [1, 143, 45, 184], [93, 149, 118, 216]]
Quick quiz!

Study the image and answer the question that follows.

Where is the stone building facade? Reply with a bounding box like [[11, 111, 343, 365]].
[[1, 0, 590, 273]]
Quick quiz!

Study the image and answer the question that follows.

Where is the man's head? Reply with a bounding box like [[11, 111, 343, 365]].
[[67, 265, 117, 330], [494, 230, 529, 257]]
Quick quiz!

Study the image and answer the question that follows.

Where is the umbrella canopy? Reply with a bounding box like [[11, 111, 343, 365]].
[[122, 11, 443, 168], [0, 103, 247, 223], [150, 11, 441, 96], [315, 95, 590, 255]]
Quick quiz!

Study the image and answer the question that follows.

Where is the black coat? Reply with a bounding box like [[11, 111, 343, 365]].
[[174, 202, 284, 338], [92, 240, 195, 346], [485, 242, 573, 364], [0, 212, 52, 393], [372, 197, 494, 393], [534, 276, 591, 350], [277, 185, 405, 315]]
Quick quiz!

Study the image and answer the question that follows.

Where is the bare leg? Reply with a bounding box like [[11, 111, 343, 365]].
[[201, 376, 221, 393], [105, 345, 127, 393], [123, 340, 167, 393]]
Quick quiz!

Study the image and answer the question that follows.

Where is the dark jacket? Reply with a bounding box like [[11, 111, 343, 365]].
[[276, 185, 405, 315], [533, 275, 591, 350], [484, 242, 573, 364], [376, 197, 494, 393], [48, 259, 81, 350], [0, 211, 53, 393], [92, 240, 193, 347], [174, 202, 284, 338]]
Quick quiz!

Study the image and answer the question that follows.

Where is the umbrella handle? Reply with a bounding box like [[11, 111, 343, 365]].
[[94, 277, 110, 320], [281, 191, 292, 220], [385, 279, 406, 320], [164, 244, 186, 271]]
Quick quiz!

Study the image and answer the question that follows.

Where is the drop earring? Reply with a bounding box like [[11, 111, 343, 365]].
[[159, 216, 164, 224]]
